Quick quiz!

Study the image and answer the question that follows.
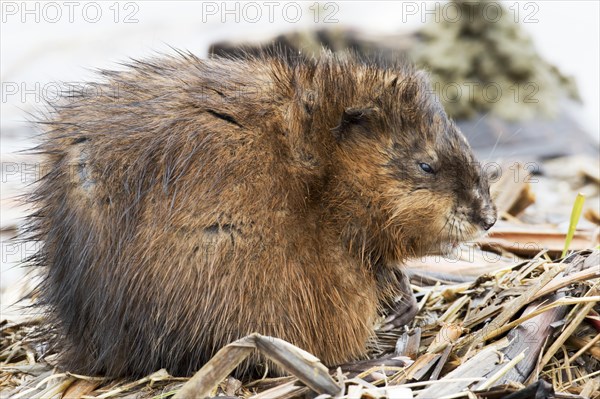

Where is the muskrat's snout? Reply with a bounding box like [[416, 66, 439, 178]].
[[470, 187, 497, 232], [478, 203, 497, 231], [454, 171, 497, 239]]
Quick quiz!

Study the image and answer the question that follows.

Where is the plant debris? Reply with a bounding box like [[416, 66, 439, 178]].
[[2, 246, 599, 398]]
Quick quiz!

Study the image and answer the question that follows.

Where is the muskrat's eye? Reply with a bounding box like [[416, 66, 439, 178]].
[[419, 162, 435, 174]]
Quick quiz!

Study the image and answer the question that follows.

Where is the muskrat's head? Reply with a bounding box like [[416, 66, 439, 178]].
[[330, 68, 496, 260]]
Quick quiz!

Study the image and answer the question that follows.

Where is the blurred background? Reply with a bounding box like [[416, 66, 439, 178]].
[[1, 1, 599, 316]]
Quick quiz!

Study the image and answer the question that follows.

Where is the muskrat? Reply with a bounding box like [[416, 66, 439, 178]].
[[28, 50, 497, 378]]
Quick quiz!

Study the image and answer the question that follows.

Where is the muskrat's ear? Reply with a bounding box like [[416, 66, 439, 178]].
[[385, 76, 399, 89], [332, 107, 379, 141], [399, 77, 420, 104]]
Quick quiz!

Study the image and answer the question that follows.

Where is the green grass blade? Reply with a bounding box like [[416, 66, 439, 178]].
[[561, 193, 586, 258]]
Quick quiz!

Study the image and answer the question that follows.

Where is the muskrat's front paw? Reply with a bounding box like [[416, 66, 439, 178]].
[[380, 296, 418, 331]]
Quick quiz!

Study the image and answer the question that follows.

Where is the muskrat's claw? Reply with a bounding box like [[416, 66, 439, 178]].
[[380, 269, 419, 331], [380, 296, 419, 331]]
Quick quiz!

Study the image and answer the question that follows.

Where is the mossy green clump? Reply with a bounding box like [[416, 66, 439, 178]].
[[409, 0, 580, 120]]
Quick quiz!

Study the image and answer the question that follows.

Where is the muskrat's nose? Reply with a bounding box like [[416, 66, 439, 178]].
[[481, 215, 496, 231]]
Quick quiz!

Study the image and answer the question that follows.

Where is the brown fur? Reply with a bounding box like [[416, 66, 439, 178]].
[[27, 50, 496, 378]]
